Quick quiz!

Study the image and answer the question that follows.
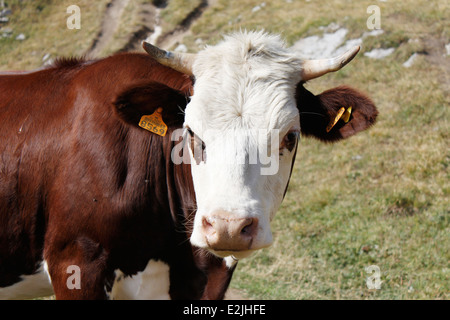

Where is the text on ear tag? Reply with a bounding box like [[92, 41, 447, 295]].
[[139, 107, 168, 136]]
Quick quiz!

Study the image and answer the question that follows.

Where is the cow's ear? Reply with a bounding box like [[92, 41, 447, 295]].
[[113, 81, 189, 128], [296, 84, 378, 142]]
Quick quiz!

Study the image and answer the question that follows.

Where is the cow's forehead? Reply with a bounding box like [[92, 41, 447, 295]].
[[185, 31, 302, 135]]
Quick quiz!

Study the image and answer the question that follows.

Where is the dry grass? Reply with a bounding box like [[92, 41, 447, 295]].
[[160, 0, 203, 30], [0, 0, 111, 70]]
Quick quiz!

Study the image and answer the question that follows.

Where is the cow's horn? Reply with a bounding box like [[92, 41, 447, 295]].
[[142, 41, 195, 76], [300, 46, 360, 81]]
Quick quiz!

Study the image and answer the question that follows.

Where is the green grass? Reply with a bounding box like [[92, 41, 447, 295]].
[[232, 61, 449, 298], [0, 0, 110, 70], [0, 0, 448, 300], [186, 0, 449, 300]]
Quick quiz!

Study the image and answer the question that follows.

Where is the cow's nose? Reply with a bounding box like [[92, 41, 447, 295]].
[[202, 211, 258, 251]]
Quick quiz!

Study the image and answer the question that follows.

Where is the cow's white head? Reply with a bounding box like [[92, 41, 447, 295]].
[[143, 31, 376, 259]]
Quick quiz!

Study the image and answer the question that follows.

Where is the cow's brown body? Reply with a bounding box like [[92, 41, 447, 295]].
[[0, 53, 233, 299]]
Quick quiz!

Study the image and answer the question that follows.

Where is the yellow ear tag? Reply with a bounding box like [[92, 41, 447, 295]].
[[138, 108, 168, 136], [341, 106, 352, 123], [326, 107, 345, 133]]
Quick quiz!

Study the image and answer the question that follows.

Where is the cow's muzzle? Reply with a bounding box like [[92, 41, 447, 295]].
[[201, 210, 258, 252]]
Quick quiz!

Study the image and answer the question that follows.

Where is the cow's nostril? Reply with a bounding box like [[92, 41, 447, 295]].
[[240, 218, 257, 237], [202, 216, 215, 235], [240, 220, 253, 235]]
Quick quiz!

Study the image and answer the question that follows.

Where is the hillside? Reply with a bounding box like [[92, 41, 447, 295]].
[[0, 0, 448, 299]]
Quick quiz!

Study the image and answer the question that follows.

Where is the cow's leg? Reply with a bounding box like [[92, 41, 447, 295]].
[[44, 236, 109, 300]]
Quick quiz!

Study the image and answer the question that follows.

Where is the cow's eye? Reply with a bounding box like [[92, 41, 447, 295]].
[[281, 130, 299, 153], [186, 127, 206, 164]]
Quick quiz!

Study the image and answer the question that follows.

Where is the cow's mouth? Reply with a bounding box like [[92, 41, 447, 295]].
[[204, 235, 255, 260], [208, 248, 254, 260]]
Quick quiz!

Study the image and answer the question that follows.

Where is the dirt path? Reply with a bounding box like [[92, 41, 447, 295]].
[[156, 0, 209, 49], [86, 0, 131, 57], [86, 0, 217, 57], [118, 2, 159, 52]]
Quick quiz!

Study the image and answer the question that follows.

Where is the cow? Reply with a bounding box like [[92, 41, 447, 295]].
[[0, 31, 377, 299]]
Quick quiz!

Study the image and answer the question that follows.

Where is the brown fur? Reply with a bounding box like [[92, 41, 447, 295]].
[[296, 83, 378, 142], [0, 52, 231, 299]]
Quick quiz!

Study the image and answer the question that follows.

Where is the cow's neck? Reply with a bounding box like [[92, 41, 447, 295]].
[[162, 130, 236, 300]]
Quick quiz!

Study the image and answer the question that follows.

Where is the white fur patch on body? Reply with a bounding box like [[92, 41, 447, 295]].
[[0, 261, 54, 300], [107, 259, 171, 300], [224, 255, 239, 269]]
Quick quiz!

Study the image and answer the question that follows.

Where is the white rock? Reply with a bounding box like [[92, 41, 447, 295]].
[[293, 27, 365, 59], [15, 33, 26, 41], [1, 27, 11, 38], [174, 44, 187, 53], [362, 29, 384, 38], [445, 43, 450, 56], [252, 2, 265, 13], [334, 38, 363, 56], [0, 8, 12, 17], [319, 22, 340, 32], [364, 47, 395, 59], [292, 28, 348, 59], [42, 53, 51, 62], [326, 22, 340, 32], [252, 5, 261, 13], [403, 53, 418, 68], [44, 58, 54, 66]]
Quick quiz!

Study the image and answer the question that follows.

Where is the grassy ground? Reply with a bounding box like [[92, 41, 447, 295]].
[[182, 0, 450, 300], [1, 0, 448, 299], [0, 0, 111, 69]]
